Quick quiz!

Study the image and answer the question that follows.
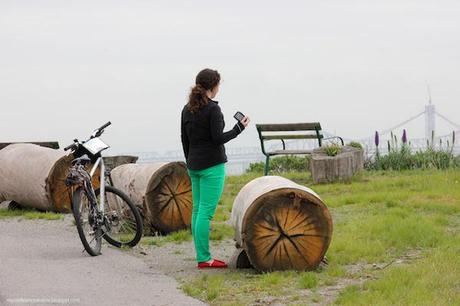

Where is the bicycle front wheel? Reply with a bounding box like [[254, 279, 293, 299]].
[[96, 186, 143, 248], [72, 187, 102, 256]]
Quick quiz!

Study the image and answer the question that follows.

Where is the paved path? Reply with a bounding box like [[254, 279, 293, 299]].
[[0, 216, 205, 306]]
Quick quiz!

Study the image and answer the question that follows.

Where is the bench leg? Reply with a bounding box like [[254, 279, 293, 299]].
[[264, 156, 270, 176]]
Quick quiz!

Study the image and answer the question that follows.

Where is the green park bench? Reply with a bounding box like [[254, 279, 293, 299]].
[[256, 122, 344, 175]]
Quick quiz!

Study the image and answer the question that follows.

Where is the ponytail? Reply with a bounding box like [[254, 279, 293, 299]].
[[187, 84, 209, 114], [187, 68, 221, 114]]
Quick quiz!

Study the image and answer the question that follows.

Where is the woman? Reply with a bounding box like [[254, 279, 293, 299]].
[[180, 68, 250, 268]]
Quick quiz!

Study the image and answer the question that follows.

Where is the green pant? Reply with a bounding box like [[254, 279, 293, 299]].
[[187, 163, 226, 263]]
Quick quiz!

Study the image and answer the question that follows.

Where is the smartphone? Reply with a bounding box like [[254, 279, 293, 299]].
[[234, 111, 245, 122]]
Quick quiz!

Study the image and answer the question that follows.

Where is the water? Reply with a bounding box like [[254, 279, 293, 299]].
[[124, 147, 265, 176]]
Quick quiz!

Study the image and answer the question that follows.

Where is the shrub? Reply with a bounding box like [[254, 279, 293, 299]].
[[366, 144, 459, 171], [347, 141, 363, 150], [367, 129, 458, 171], [323, 143, 342, 156], [246, 155, 310, 174]]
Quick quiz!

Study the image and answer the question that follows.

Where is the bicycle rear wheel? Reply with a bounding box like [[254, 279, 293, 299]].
[[96, 186, 143, 248], [72, 187, 102, 256]]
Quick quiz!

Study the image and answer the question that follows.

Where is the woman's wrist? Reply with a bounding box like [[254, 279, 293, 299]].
[[234, 121, 245, 134]]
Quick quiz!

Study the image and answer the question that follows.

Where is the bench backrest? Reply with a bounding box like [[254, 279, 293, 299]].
[[256, 122, 323, 153]]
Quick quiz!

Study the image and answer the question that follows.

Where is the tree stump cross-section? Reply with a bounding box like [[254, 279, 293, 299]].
[[231, 176, 333, 272]]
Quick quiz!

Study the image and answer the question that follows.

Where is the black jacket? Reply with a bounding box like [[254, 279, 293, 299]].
[[181, 99, 245, 170]]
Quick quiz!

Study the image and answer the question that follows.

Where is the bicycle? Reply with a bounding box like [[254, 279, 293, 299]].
[[64, 122, 143, 256]]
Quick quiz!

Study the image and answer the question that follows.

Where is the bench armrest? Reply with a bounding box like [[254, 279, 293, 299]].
[[322, 136, 344, 146], [258, 138, 286, 156]]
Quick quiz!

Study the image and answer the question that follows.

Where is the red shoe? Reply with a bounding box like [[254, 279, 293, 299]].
[[197, 259, 228, 269]]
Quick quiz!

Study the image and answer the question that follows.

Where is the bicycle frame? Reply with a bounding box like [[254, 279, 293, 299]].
[[89, 156, 106, 214]]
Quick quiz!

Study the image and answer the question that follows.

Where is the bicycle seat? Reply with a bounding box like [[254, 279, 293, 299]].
[[72, 154, 91, 165]]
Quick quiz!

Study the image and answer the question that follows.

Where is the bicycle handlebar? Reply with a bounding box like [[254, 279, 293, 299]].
[[64, 121, 111, 152], [64, 143, 75, 151], [64, 139, 79, 151], [97, 121, 111, 132], [92, 121, 112, 138]]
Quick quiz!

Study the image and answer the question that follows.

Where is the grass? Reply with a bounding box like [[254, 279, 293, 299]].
[[0, 207, 63, 220], [299, 272, 318, 289], [141, 229, 192, 247], [183, 274, 225, 302], [140, 223, 234, 247], [335, 242, 460, 305], [181, 269, 336, 305], [175, 169, 460, 305]]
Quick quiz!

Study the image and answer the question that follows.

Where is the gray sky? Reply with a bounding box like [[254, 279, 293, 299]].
[[1, 0, 459, 153]]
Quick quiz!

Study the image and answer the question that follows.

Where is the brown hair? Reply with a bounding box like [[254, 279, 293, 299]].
[[187, 68, 221, 113]]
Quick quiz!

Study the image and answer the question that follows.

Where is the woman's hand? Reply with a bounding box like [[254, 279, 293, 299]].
[[241, 116, 250, 127]]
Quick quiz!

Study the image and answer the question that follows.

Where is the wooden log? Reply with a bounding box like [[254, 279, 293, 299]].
[[311, 146, 363, 184], [0, 142, 59, 151], [0, 200, 21, 210], [110, 162, 192, 234], [350, 147, 364, 173], [231, 176, 333, 272], [103, 155, 138, 172], [7, 200, 23, 210], [0, 143, 100, 212], [228, 248, 253, 269]]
